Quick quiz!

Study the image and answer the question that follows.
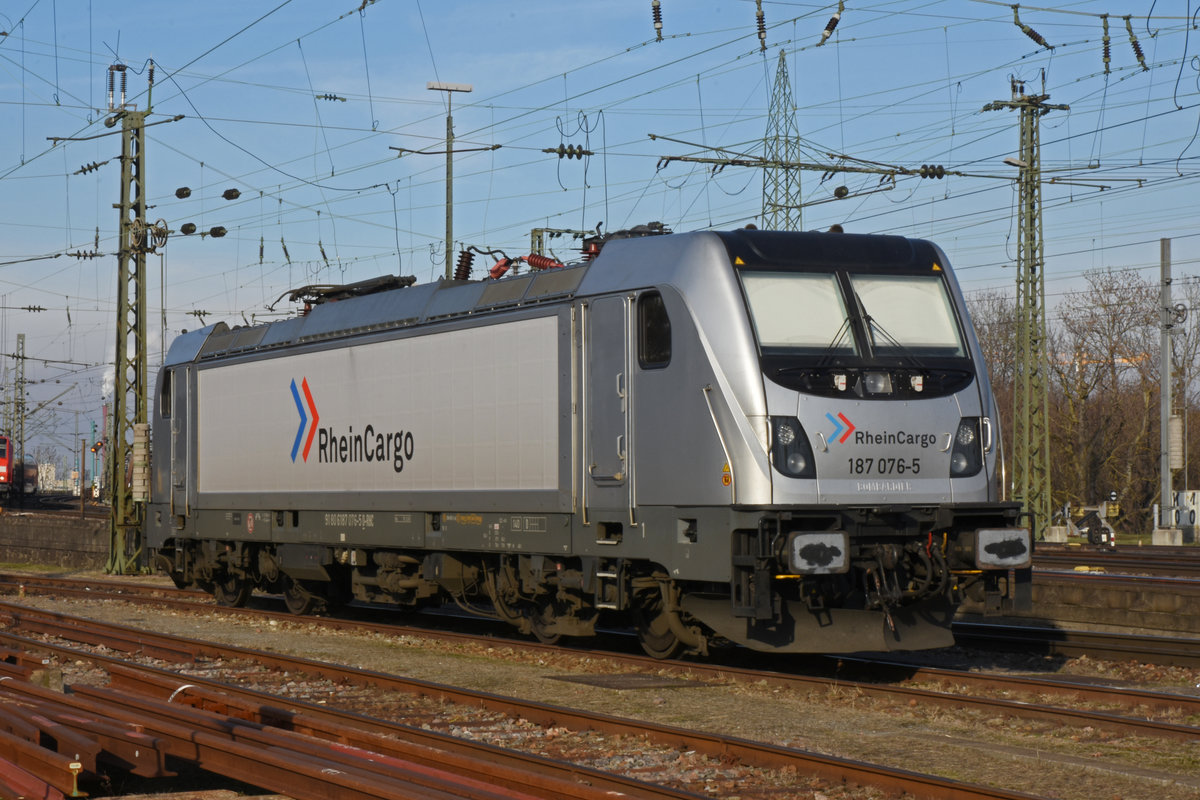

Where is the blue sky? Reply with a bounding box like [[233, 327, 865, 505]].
[[1, 1, 1197, 462]]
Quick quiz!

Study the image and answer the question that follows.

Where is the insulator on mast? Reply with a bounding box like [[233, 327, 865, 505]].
[[755, 0, 766, 52], [651, 0, 663, 42], [817, 1, 844, 47], [1101, 15, 1111, 74], [1012, 6, 1053, 51], [1124, 16, 1148, 71]]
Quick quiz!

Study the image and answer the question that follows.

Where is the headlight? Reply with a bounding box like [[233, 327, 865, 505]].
[[771, 416, 816, 479], [949, 417, 983, 478], [862, 371, 893, 395]]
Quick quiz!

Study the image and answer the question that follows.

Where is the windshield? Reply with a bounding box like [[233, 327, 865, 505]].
[[849, 273, 967, 358], [739, 268, 968, 360], [740, 272, 856, 355]]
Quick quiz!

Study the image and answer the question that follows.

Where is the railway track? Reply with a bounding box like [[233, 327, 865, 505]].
[[953, 620, 1200, 668], [0, 600, 1057, 800], [8, 492, 109, 519], [0, 636, 665, 800], [1035, 543, 1200, 577], [4, 575, 1200, 795], [5, 570, 1200, 669]]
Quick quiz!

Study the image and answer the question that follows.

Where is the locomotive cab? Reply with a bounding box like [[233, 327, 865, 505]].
[[672, 230, 1030, 652]]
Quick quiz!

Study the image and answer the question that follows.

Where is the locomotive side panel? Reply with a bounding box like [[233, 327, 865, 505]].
[[190, 312, 570, 515]]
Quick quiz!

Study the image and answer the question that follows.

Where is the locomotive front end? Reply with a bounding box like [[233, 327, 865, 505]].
[[689, 230, 1031, 652]]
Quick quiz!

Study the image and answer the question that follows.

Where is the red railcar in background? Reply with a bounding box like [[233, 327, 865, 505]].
[[0, 436, 12, 498]]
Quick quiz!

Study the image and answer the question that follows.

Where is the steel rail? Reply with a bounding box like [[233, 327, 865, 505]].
[[952, 621, 1200, 668], [0, 602, 1046, 800], [9, 568, 1200, 665], [6, 579, 1200, 725], [1, 676, 538, 800], [1035, 545, 1200, 578], [0, 628, 729, 800], [0, 752, 69, 800], [101, 663, 698, 800], [1033, 569, 1200, 594]]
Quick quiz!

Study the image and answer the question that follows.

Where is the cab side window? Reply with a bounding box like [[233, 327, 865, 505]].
[[638, 291, 671, 369], [159, 369, 172, 419]]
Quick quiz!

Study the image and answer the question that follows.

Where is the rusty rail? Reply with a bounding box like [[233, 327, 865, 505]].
[[0, 601, 1048, 800]]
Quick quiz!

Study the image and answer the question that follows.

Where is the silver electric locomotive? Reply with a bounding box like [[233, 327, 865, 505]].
[[144, 227, 1031, 657]]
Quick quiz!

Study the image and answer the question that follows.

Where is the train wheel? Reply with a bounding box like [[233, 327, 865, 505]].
[[282, 576, 322, 615], [484, 561, 534, 636], [213, 573, 252, 607], [529, 600, 561, 645], [632, 589, 685, 660]]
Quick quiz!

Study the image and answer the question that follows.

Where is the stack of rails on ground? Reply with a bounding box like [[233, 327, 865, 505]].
[[9, 227, 1035, 658]]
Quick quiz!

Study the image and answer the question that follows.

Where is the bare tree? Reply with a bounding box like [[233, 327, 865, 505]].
[[972, 269, 1195, 535]]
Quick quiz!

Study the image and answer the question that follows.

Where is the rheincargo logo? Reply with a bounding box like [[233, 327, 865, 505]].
[[318, 425, 415, 473], [825, 412, 856, 444], [290, 377, 319, 462], [853, 429, 939, 449], [290, 377, 416, 473]]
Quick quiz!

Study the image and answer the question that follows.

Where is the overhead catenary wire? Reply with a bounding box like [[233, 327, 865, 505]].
[[0, 5, 1194, 364]]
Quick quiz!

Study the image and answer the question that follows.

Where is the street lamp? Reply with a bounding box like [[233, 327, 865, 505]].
[[429, 81, 472, 279], [390, 82, 499, 279]]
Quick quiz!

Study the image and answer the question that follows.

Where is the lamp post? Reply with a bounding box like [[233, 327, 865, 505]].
[[428, 82, 472, 278], [390, 82, 499, 280]]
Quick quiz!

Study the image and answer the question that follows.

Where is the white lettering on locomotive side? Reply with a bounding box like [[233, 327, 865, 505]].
[[852, 429, 938, 448], [323, 513, 376, 528], [318, 424, 415, 473]]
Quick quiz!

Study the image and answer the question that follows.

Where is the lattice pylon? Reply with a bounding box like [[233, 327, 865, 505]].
[[762, 50, 802, 231]]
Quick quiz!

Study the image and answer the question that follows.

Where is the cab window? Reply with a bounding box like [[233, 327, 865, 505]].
[[638, 291, 671, 368], [159, 369, 172, 419]]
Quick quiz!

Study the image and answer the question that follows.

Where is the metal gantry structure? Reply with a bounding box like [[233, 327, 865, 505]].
[[762, 50, 802, 230], [108, 102, 150, 574], [651, 54, 965, 223], [983, 79, 1067, 535]]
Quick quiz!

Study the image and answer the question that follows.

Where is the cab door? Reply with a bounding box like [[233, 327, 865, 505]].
[[170, 366, 190, 516], [583, 295, 634, 531]]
